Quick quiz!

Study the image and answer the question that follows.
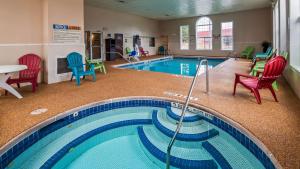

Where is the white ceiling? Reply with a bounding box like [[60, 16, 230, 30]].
[[85, 0, 271, 20]]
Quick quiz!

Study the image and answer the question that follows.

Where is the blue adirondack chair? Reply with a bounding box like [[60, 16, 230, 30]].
[[253, 47, 273, 61], [67, 52, 96, 86]]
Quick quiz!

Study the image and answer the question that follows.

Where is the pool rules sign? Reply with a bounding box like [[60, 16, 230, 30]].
[[53, 24, 81, 43]]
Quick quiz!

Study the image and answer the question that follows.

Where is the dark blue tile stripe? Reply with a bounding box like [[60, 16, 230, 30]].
[[166, 106, 203, 122], [137, 126, 218, 169], [152, 110, 219, 141], [40, 119, 152, 169], [202, 141, 233, 169]]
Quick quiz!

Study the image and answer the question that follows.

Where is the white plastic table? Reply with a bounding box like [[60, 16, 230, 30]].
[[0, 65, 28, 99]]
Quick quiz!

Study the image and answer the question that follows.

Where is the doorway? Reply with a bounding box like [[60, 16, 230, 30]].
[[85, 31, 104, 60]]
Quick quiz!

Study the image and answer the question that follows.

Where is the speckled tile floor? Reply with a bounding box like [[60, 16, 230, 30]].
[[0, 56, 299, 169]]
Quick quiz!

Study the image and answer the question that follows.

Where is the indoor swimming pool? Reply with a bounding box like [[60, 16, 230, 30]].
[[116, 57, 225, 76]]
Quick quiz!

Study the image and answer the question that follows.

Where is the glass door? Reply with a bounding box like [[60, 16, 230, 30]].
[[85, 31, 103, 60]]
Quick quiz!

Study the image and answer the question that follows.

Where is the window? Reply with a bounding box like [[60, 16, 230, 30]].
[[180, 25, 189, 50], [196, 17, 212, 50], [279, 0, 287, 51], [221, 22, 233, 50]]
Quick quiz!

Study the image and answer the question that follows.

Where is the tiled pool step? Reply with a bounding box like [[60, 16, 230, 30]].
[[204, 136, 264, 169], [142, 126, 212, 160], [152, 110, 219, 141], [166, 106, 202, 122], [137, 126, 218, 169], [156, 110, 214, 134]]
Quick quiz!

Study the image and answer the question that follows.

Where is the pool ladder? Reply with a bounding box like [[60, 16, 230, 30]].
[[166, 58, 209, 169]]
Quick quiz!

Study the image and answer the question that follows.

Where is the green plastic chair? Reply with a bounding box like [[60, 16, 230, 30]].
[[86, 58, 106, 74], [250, 51, 288, 90], [241, 46, 255, 59], [85, 49, 106, 74], [125, 47, 132, 54]]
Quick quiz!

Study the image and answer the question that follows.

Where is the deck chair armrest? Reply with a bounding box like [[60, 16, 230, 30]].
[[253, 58, 266, 63], [26, 68, 41, 73], [88, 60, 100, 64], [255, 55, 268, 59], [256, 52, 265, 55], [30, 68, 41, 76], [20, 68, 41, 78], [235, 73, 257, 79], [256, 65, 265, 69]]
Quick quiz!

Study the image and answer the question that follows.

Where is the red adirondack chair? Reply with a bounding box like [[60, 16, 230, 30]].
[[139, 47, 149, 57], [233, 56, 287, 104], [6, 54, 41, 94]]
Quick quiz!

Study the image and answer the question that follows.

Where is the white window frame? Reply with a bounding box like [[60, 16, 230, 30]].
[[180, 25, 189, 50], [288, 0, 300, 71], [274, 1, 280, 53], [196, 17, 213, 50], [279, 0, 287, 52], [221, 21, 234, 51]]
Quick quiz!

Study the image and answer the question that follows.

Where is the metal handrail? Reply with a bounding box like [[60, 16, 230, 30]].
[[166, 59, 209, 169], [106, 51, 132, 63]]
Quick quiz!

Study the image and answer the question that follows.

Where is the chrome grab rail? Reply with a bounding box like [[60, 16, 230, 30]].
[[166, 59, 209, 169], [106, 51, 132, 63], [204, 59, 209, 93]]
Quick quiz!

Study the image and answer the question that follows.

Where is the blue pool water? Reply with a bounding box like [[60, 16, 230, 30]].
[[60, 127, 162, 169], [120, 57, 225, 76], [7, 105, 266, 169]]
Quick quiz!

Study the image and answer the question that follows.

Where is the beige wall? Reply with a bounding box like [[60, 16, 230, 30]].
[[159, 8, 272, 57], [43, 0, 84, 43], [85, 5, 161, 56], [0, 0, 43, 82], [43, 0, 85, 84], [0, 0, 85, 84], [0, 0, 43, 63], [0, 0, 43, 44]]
